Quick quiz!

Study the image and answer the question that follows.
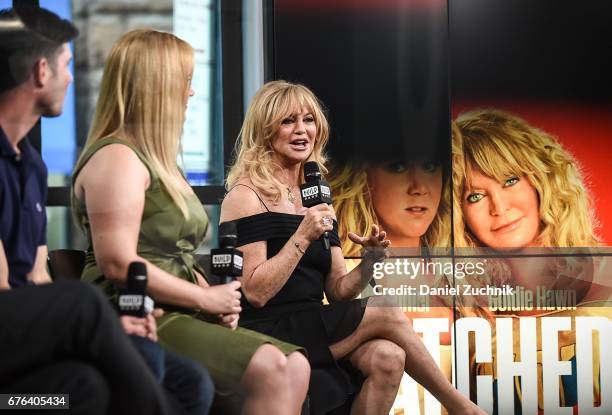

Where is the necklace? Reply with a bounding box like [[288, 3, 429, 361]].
[[286, 185, 296, 204], [280, 169, 297, 204]]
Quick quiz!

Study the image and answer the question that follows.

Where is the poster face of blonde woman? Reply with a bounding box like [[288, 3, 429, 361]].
[[452, 109, 601, 250], [331, 159, 454, 415], [451, 108, 612, 414], [461, 170, 540, 249], [331, 155, 451, 263], [367, 160, 443, 248]]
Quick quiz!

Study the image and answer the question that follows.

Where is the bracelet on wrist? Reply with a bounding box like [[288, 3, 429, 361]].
[[292, 238, 306, 255]]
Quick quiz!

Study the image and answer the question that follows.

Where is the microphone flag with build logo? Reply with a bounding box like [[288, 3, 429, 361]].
[[117, 261, 154, 317], [300, 161, 332, 250], [211, 221, 243, 284]]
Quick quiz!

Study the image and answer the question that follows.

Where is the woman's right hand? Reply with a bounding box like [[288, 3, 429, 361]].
[[200, 280, 242, 315], [120, 315, 151, 339], [296, 204, 335, 242], [218, 313, 240, 330]]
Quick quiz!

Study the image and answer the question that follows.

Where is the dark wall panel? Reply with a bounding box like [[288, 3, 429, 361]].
[[272, 0, 450, 165]]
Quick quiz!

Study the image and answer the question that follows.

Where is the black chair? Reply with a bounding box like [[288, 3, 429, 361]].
[[47, 249, 86, 281]]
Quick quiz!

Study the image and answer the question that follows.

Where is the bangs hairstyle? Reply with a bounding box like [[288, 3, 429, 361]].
[[452, 109, 599, 247], [226, 80, 330, 203], [77, 29, 194, 217], [330, 161, 451, 257]]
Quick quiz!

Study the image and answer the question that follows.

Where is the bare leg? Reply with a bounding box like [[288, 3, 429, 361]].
[[241, 345, 310, 415], [348, 339, 405, 415], [287, 352, 311, 414], [330, 300, 485, 415]]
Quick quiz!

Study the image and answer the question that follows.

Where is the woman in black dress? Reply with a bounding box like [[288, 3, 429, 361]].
[[220, 80, 485, 415]]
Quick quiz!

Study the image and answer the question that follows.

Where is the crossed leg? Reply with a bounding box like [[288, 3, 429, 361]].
[[330, 299, 485, 415], [346, 339, 405, 415]]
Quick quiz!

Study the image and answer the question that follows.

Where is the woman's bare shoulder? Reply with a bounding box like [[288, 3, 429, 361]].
[[83, 144, 147, 175], [220, 178, 268, 222], [76, 143, 150, 195]]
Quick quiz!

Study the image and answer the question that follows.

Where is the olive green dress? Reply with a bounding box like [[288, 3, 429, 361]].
[[71, 137, 301, 394]]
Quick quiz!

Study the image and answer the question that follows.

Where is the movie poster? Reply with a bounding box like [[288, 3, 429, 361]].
[[447, 1, 612, 413], [273, 0, 612, 413]]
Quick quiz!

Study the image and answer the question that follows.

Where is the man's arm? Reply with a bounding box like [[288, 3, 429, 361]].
[[26, 245, 52, 284], [0, 240, 9, 290]]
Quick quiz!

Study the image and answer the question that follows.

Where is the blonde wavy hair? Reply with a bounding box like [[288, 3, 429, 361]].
[[329, 161, 451, 257], [452, 109, 599, 247], [226, 80, 329, 202], [76, 29, 194, 217]]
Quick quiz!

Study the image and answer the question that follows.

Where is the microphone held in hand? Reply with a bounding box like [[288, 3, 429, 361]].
[[117, 261, 154, 317], [300, 161, 332, 250], [211, 221, 244, 284]]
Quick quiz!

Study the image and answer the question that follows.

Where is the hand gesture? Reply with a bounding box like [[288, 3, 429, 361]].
[[201, 280, 242, 315], [348, 224, 390, 259], [296, 204, 335, 242]]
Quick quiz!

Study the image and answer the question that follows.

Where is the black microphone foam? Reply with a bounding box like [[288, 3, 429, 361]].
[[118, 261, 154, 317], [304, 161, 322, 182], [127, 261, 147, 291], [211, 221, 243, 282], [300, 162, 332, 207], [300, 161, 332, 250], [218, 221, 238, 248]]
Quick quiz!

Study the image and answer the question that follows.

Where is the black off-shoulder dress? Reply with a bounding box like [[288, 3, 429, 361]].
[[231, 205, 367, 415]]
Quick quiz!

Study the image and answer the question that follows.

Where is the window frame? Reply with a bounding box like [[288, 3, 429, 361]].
[[24, 0, 244, 207]]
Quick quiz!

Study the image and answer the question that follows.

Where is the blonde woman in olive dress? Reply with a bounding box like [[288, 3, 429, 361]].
[[72, 30, 309, 414]]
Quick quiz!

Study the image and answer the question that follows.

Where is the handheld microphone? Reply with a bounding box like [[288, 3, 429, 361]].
[[211, 221, 243, 284], [117, 262, 154, 317], [300, 161, 332, 250]]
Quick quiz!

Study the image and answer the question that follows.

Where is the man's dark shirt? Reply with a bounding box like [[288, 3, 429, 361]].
[[0, 127, 47, 287]]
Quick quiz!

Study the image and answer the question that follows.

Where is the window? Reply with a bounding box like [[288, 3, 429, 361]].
[[4, 0, 249, 250]]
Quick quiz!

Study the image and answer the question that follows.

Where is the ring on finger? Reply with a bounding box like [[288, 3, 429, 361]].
[[321, 216, 332, 226]]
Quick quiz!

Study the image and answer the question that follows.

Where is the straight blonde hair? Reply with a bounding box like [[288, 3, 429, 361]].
[[76, 29, 194, 217]]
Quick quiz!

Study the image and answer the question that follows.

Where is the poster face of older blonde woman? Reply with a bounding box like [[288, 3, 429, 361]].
[[461, 171, 541, 249], [451, 107, 612, 414], [452, 108, 603, 250]]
